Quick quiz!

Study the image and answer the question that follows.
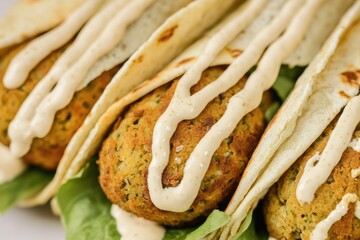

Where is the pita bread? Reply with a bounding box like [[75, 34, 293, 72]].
[[20, 0, 239, 206], [216, 2, 360, 239], [0, 0, 85, 50], [57, 0, 353, 211]]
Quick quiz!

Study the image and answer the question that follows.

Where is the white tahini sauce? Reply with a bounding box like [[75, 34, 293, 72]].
[[111, 204, 165, 240], [355, 201, 360, 219], [297, 95, 360, 204], [175, 145, 184, 153], [351, 168, 360, 179], [311, 193, 359, 240], [8, 0, 155, 158], [349, 137, 360, 152], [148, 0, 324, 212], [7, 0, 130, 157], [0, 143, 26, 184], [2, 0, 103, 89]]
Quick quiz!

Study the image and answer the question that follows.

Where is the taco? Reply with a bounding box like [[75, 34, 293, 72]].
[[54, 0, 355, 239], [214, 1, 360, 240], [0, 0, 200, 212]]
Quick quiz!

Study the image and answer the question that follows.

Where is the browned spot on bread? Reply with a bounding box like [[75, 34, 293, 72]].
[[158, 25, 178, 43], [226, 48, 243, 58], [341, 71, 360, 87], [339, 91, 351, 99], [176, 57, 195, 67], [135, 55, 143, 63]]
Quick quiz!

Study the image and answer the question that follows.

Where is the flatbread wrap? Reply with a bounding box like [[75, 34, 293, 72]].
[[0, 0, 203, 211], [54, 0, 356, 239], [213, 1, 360, 240], [0, 0, 85, 54]]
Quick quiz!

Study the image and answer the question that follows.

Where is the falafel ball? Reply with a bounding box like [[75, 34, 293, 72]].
[[0, 42, 118, 170], [99, 66, 274, 227], [264, 117, 360, 240]]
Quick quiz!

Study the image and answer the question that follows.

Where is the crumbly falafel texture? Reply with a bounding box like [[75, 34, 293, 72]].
[[264, 118, 360, 240], [0, 42, 117, 170], [99, 66, 273, 227]]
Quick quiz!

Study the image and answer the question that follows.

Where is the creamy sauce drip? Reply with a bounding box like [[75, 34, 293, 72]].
[[3, 0, 103, 89], [8, 0, 155, 158], [148, 0, 323, 212], [111, 204, 165, 240], [7, 0, 129, 157], [0, 143, 26, 184], [349, 137, 360, 152], [351, 168, 360, 178], [355, 201, 360, 219], [311, 193, 359, 240], [297, 95, 360, 204]]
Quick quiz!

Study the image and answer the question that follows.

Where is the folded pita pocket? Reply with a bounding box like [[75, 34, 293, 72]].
[[19, 0, 240, 207], [56, 0, 355, 238], [0, 0, 207, 210], [216, 1, 360, 239]]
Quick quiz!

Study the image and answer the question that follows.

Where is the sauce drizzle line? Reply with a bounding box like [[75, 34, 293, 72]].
[[310, 193, 359, 240], [297, 95, 360, 204], [3, 0, 103, 89], [148, 0, 323, 213], [8, 0, 155, 157]]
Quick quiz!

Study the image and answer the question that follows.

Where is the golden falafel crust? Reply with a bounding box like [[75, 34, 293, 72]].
[[99, 66, 272, 227], [0, 42, 118, 170], [264, 118, 360, 240]]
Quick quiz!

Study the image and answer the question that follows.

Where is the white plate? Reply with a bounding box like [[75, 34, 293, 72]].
[[0, 1, 65, 239], [0, 206, 65, 240]]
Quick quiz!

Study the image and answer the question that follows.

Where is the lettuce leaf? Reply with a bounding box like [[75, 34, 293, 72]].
[[248, 65, 304, 101], [0, 167, 52, 213], [234, 207, 268, 240], [184, 210, 268, 240], [232, 211, 253, 240], [57, 159, 119, 240], [264, 102, 280, 123], [185, 210, 230, 240], [164, 228, 196, 240], [265, 65, 305, 122], [57, 159, 198, 240], [272, 65, 305, 102]]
